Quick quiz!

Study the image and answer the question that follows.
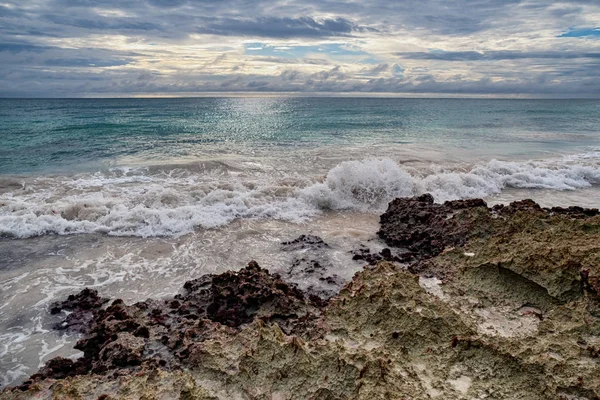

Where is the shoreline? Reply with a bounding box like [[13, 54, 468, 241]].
[[2, 195, 600, 399]]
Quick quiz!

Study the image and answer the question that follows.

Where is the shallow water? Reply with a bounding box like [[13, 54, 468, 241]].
[[1, 97, 600, 388]]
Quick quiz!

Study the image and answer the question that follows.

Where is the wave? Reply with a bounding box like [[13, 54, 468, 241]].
[[1, 153, 599, 238]]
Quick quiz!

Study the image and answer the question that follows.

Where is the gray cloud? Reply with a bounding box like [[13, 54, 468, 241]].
[[197, 17, 368, 38], [3, 67, 600, 98], [395, 51, 600, 61], [146, 0, 187, 8], [1, 0, 600, 97], [42, 14, 164, 32]]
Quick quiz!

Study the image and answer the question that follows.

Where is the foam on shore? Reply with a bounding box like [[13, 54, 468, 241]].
[[1, 152, 599, 238]]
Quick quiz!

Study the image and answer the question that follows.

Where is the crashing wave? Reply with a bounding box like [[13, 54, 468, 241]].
[[1, 153, 599, 238]]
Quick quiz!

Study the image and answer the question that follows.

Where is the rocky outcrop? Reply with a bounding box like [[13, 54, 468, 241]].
[[350, 245, 412, 265], [282, 235, 345, 299], [49, 288, 108, 333], [4, 195, 600, 399], [415, 198, 600, 301], [377, 194, 491, 260], [12, 261, 321, 391]]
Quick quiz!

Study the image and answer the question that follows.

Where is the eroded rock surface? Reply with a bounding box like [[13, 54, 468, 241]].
[[49, 287, 109, 333], [282, 235, 344, 299], [378, 194, 491, 260], [4, 195, 600, 400], [12, 261, 321, 392], [350, 245, 411, 265]]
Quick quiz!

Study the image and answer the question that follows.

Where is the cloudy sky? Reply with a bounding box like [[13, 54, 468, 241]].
[[1, 0, 599, 97]]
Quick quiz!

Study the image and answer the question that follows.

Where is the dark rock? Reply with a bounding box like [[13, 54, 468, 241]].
[[26, 260, 323, 387], [380, 248, 392, 259], [49, 288, 109, 334], [29, 357, 87, 381], [351, 245, 413, 265], [444, 198, 487, 209], [281, 235, 329, 251], [281, 235, 343, 299], [97, 333, 145, 368], [182, 274, 213, 293], [378, 194, 491, 260], [133, 326, 150, 338], [500, 199, 543, 214], [289, 258, 327, 275], [206, 261, 309, 327], [549, 206, 599, 218]]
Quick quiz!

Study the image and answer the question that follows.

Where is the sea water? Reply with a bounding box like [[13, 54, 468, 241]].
[[1, 97, 600, 387]]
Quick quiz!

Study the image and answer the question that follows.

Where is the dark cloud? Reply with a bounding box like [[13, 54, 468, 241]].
[[395, 51, 600, 61], [0, 43, 53, 53], [42, 14, 163, 31], [359, 63, 389, 76], [0, 0, 599, 96], [146, 0, 187, 8], [42, 58, 131, 67], [3, 65, 600, 98], [198, 17, 367, 38]]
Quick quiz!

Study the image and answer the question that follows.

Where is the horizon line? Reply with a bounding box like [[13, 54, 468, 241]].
[[2, 92, 600, 100]]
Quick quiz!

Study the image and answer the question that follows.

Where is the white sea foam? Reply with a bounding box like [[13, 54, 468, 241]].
[[1, 152, 599, 238]]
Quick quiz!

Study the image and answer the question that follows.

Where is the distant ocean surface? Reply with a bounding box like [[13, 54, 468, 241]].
[[2, 97, 600, 238], [1, 97, 600, 388], [2, 98, 600, 175]]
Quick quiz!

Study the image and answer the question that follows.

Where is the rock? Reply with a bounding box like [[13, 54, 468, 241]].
[[281, 235, 329, 251], [417, 198, 600, 302], [12, 260, 599, 399], [6, 196, 600, 399], [49, 287, 109, 333], [205, 261, 310, 327], [549, 205, 600, 217], [282, 235, 343, 300], [351, 245, 412, 265], [97, 333, 145, 368], [27, 357, 86, 381], [16, 260, 322, 390], [378, 194, 491, 260]]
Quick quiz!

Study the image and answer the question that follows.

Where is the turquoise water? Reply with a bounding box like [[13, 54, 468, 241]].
[[2, 98, 600, 174], [2, 96, 600, 239]]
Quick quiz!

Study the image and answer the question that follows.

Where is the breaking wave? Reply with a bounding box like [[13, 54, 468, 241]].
[[1, 153, 599, 238]]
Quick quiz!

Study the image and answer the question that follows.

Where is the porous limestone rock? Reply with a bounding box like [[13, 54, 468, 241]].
[[4, 195, 600, 400]]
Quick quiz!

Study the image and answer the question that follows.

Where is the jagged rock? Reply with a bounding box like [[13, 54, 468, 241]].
[[350, 245, 412, 265], [205, 261, 309, 327], [417, 199, 600, 301], [6, 196, 600, 399], [14, 261, 322, 392], [26, 357, 85, 382], [281, 235, 329, 251], [49, 287, 108, 333], [378, 194, 491, 259], [549, 205, 599, 217], [10, 260, 599, 399], [282, 235, 342, 300], [97, 333, 145, 368]]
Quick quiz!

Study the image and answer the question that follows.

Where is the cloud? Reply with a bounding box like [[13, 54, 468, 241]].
[[395, 50, 600, 61], [42, 58, 130, 67], [198, 17, 369, 38], [42, 13, 163, 32], [358, 63, 389, 76], [0, 0, 600, 97], [146, 0, 187, 8], [0, 43, 53, 53]]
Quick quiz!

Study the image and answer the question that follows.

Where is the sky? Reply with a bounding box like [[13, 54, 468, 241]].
[[1, 0, 599, 98]]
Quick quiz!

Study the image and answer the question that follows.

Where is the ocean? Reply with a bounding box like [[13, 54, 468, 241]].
[[1, 97, 600, 387]]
